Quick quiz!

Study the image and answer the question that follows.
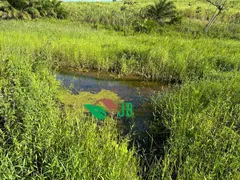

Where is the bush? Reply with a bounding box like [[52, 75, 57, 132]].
[[0, 0, 68, 19], [134, 19, 159, 33]]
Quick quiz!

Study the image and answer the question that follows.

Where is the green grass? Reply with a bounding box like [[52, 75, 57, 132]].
[[1, 19, 240, 83], [151, 78, 240, 179], [63, 0, 240, 26], [1, 0, 240, 179]]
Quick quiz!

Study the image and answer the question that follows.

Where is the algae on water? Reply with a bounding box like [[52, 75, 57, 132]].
[[59, 88, 124, 111]]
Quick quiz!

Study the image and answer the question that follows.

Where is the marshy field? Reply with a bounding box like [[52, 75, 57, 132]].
[[0, 0, 240, 179]]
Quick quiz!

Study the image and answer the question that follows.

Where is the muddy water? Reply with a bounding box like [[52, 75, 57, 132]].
[[56, 70, 169, 151]]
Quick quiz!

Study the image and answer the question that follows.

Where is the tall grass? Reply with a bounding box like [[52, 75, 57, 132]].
[[63, 0, 240, 31], [1, 20, 240, 83], [150, 78, 240, 179], [0, 52, 139, 179]]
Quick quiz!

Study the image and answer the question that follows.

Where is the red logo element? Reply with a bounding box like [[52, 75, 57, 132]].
[[94, 98, 119, 114]]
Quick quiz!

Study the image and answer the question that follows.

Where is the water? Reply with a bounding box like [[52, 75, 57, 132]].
[[57, 72, 164, 108], [56, 70, 169, 153]]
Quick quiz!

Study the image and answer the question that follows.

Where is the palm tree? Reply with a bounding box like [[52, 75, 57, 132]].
[[7, 0, 29, 11], [143, 0, 178, 24]]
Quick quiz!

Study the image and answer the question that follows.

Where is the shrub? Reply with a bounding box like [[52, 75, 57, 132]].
[[0, 0, 68, 19], [134, 19, 159, 33]]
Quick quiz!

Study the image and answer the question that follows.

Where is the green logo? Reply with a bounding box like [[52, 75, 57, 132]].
[[84, 98, 133, 121]]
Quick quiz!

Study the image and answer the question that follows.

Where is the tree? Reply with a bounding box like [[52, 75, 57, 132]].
[[142, 0, 179, 25], [7, 0, 29, 11], [205, 0, 228, 32]]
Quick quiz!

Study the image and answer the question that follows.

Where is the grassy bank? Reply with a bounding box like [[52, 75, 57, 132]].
[[1, 19, 240, 83], [151, 78, 240, 179]]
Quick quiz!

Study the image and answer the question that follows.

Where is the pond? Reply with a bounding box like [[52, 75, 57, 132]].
[[56, 70, 169, 152]]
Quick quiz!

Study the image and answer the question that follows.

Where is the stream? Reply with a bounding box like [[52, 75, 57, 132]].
[[56, 70, 169, 152]]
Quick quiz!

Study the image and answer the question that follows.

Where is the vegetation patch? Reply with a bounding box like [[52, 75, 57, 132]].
[[0, 0, 68, 19]]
